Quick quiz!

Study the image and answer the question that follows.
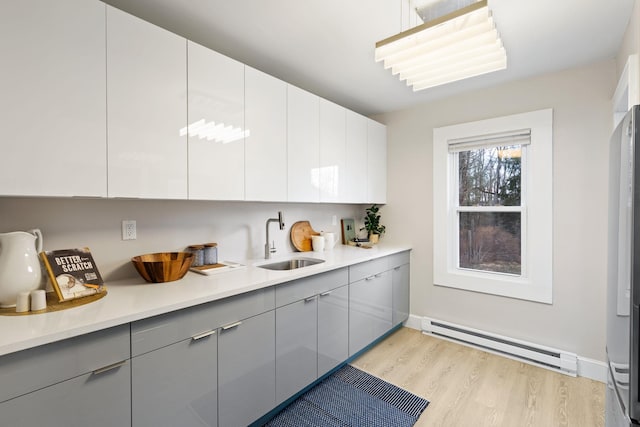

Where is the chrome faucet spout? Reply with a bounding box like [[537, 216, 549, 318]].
[[265, 211, 285, 259]]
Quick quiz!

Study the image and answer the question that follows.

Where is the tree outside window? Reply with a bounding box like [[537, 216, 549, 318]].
[[457, 145, 522, 275]]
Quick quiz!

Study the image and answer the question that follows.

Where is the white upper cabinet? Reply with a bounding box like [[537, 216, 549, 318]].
[[0, 0, 107, 197], [367, 119, 387, 204], [106, 6, 188, 199], [244, 67, 287, 201], [345, 111, 368, 203], [287, 85, 320, 202], [319, 99, 347, 203], [187, 41, 245, 201]]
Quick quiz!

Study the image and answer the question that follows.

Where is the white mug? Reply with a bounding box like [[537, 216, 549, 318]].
[[322, 232, 337, 250], [311, 235, 325, 252]]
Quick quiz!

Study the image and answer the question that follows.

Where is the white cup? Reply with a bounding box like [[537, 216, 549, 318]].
[[322, 232, 337, 250], [30, 290, 46, 311], [311, 235, 325, 252], [16, 291, 30, 313]]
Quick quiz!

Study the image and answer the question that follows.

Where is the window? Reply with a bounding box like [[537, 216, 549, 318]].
[[433, 109, 553, 303]]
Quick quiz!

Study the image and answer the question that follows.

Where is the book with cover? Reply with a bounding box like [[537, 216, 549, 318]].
[[40, 248, 106, 302]]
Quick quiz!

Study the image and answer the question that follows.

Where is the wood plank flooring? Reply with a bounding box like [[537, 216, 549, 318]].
[[351, 327, 605, 427]]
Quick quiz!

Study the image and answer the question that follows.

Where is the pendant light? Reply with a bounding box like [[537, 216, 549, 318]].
[[375, 0, 506, 91]]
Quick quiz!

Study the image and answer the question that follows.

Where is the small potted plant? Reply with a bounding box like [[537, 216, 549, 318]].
[[361, 204, 385, 244]]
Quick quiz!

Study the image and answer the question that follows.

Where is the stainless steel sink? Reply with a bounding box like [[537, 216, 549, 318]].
[[258, 258, 325, 271]]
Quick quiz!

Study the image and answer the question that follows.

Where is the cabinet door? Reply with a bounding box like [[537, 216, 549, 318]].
[[132, 332, 217, 427], [287, 85, 320, 202], [245, 67, 287, 201], [392, 263, 410, 325], [318, 285, 349, 376], [276, 297, 318, 404], [0, 360, 130, 427], [218, 311, 276, 427], [0, 0, 106, 197], [344, 110, 368, 203], [187, 41, 245, 200], [319, 99, 346, 203], [367, 119, 387, 203], [107, 6, 187, 199], [349, 271, 393, 356]]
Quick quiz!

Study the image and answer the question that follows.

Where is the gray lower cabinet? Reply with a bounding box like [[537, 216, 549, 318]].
[[348, 251, 411, 356], [392, 263, 410, 325], [276, 296, 318, 404], [349, 270, 393, 355], [274, 268, 349, 405], [218, 310, 276, 427], [317, 284, 349, 376], [132, 332, 218, 427], [0, 325, 131, 427]]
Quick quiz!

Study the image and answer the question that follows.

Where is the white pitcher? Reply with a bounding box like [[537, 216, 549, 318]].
[[0, 229, 43, 308]]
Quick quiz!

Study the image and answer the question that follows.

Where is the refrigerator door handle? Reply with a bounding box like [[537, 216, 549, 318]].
[[630, 305, 640, 422]]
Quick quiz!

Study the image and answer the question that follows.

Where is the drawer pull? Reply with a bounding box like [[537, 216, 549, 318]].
[[304, 296, 317, 303], [374, 273, 382, 278], [191, 330, 216, 341], [319, 291, 332, 297], [365, 276, 375, 281], [221, 321, 243, 331], [92, 360, 127, 375], [394, 267, 401, 271]]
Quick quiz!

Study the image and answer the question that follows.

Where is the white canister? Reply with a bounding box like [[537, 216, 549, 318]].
[[322, 232, 337, 250], [311, 235, 325, 252], [30, 290, 46, 311]]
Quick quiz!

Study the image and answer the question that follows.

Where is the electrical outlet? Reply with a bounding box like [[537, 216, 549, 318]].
[[122, 220, 136, 240], [332, 215, 337, 226]]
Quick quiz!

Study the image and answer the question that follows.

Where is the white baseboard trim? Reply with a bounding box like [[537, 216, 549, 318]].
[[404, 314, 422, 330], [403, 314, 606, 383], [577, 356, 607, 383]]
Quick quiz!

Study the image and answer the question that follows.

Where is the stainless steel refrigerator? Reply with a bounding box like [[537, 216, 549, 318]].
[[607, 105, 640, 426]]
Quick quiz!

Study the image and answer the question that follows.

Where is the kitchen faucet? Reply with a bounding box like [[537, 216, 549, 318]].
[[265, 211, 285, 259]]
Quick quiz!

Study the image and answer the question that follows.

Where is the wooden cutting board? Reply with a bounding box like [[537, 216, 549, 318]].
[[290, 221, 320, 252]]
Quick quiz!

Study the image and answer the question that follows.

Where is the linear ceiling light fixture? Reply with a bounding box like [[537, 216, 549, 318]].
[[375, 0, 506, 91]]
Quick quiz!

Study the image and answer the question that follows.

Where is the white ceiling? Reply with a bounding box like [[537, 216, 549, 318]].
[[102, 0, 634, 116]]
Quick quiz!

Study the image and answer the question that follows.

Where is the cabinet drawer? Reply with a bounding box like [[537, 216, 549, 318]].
[[0, 359, 131, 427], [132, 287, 274, 356], [275, 268, 348, 307], [0, 324, 129, 403], [387, 251, 410, 269], [349, 256, 388, 283]]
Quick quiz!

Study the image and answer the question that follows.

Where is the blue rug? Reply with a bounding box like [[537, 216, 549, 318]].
[[263, 365, 429, 427]]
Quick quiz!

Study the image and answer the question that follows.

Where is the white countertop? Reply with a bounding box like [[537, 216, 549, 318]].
[[0, 244, 411, 357]]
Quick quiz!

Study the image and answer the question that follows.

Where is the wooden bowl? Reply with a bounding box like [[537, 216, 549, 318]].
[[131, 252, 194, 283]]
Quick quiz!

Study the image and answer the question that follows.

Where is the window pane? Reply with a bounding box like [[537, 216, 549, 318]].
[[458, 145, 521, 206], [459, 212, 521, 275]]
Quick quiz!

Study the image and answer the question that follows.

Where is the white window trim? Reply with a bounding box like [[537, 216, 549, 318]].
[[433, 109, 553, 304]]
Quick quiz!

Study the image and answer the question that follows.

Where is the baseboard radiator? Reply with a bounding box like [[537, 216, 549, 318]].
[[421, 317, 578, 377]]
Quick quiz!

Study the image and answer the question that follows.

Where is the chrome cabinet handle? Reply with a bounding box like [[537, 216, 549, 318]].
[[394, 267, 401, 271], [365, 276, 375, 281], [304, 296, 317, 303], [221, 321, 243, 331], [191, 329, 216, 341], [374, 273, 382, 278], [92, 360, 127, 375], [319, 291, 332, 297]]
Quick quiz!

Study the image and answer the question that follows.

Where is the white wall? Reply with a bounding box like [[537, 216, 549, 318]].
[[376, 59, 616, 361], [617, 0, 640, 76], [0, 198, 364, 281]]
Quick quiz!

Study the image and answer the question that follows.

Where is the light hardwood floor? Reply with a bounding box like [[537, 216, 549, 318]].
[[351, 327, 605, 427]]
